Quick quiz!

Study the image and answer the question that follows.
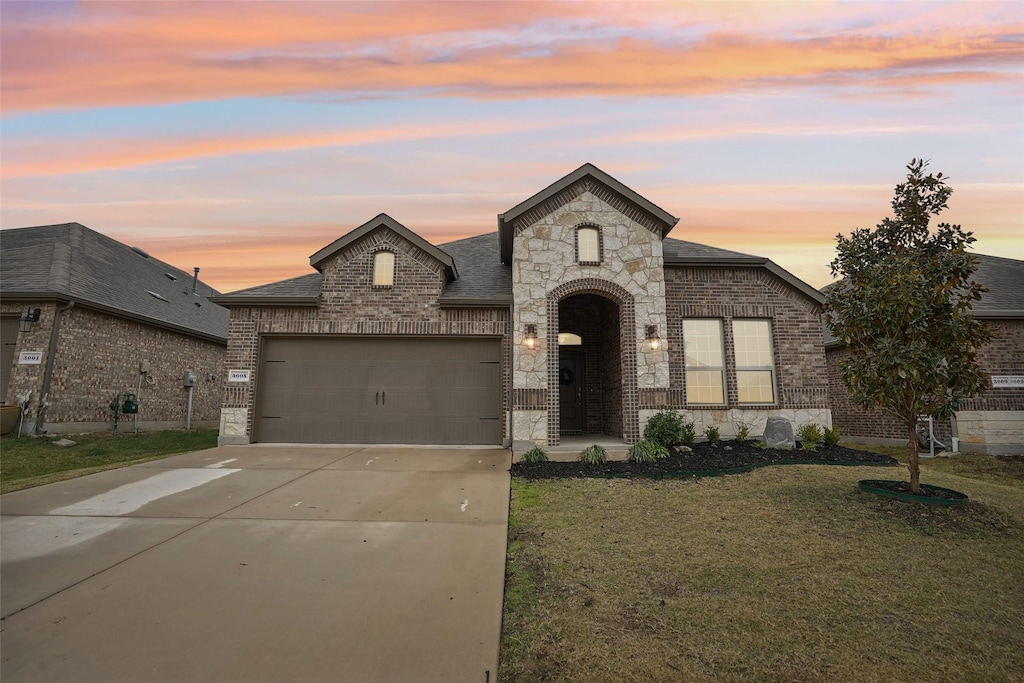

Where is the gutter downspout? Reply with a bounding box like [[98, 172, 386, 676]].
[[35, 300, 75, 435]]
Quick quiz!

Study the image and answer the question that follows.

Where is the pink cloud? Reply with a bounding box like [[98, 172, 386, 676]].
[[3, 2, 1021, 112]]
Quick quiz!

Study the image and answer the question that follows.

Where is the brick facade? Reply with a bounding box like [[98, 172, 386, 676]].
[[2, 301, 224, 433], [220, 227, 510, 443], [825, 319, 1023, 453], [661, 266, 831, 421]]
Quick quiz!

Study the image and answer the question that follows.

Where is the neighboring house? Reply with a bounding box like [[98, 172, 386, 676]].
[[825, 254, 1024, 454], [0, 223, 228, 434], [211, 164, 831, 447]]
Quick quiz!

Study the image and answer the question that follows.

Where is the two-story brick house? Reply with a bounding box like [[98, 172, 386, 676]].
[[212, 164, 831, 447]]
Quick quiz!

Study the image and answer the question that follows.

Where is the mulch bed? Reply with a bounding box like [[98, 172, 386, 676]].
[[512, 440, 899, 479]]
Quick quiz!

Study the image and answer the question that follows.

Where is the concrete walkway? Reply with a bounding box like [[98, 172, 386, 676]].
[[1, 446, 511, 683]]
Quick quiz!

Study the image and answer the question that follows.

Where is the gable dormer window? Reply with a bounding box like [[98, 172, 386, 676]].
[[576, 226, 601, 265], [372, 250, 395, 287]]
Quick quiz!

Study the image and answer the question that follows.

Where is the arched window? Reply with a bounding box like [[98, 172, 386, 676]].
[[558, 332, 583, 346], [576, 227, 601, 264], [373, 251, 395, 287]]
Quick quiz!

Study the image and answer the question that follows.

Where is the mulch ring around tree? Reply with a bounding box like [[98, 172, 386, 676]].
[[511, 441, 899, 479]]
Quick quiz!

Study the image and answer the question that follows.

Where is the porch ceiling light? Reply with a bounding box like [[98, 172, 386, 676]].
[[646, 324, 661, 351], [19, 308, 41, 333], [524, 324, 538, 350]]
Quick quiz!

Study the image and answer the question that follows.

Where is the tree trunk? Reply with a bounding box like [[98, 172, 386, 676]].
[[907, 423, 921, 494]]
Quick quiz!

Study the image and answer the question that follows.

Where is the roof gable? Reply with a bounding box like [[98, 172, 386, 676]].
[[497, 163, 679, 264], [309, 213, 457, 282]]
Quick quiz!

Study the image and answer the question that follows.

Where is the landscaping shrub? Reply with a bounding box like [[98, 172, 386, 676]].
[[704, 425, 720, 444], [797, 423, 824, 451], [521, 446, 548, 464], [643, 408, 686, 448], [679, 420, 697, 446], [824, 425, 842, 447], [735, 422, 751, 442], [579, 444, 608, 465], [627, 439, 668, 463]]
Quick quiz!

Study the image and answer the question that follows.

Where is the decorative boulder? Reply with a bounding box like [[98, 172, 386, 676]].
[[763, 417, 796, 450]]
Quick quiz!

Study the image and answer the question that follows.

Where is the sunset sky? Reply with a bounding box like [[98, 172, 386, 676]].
[[2, 0, 1022, 294]]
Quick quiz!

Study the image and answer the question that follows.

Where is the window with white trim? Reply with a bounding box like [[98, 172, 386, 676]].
[[732, 319, 776, 403], [683, 319, 724, 404], [372, 251, 395, 287], [576, 227, 600, 264]]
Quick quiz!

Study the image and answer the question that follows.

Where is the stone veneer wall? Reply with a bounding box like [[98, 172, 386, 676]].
[[511, 186, 670, 446], [220, 227, 510, 444], [651, 266, 831, 436], [1, 301, 224, 432], [827, 319, 1023, 453]]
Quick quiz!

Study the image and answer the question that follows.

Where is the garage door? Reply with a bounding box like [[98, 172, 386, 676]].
[[256, 337, 502, 444]]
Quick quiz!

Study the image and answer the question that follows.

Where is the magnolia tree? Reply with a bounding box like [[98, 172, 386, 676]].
[[824, 159, 994, 493]]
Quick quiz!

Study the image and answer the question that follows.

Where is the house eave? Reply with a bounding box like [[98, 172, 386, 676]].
[[663, 258, 826, 306], [438, 297, 514, 309], [207, 296, 320, 307], [1, 291, 227, 344]]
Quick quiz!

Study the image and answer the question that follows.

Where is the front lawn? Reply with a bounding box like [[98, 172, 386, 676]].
[[500, 453, 1024, 681], [1, 429, 218, 493]]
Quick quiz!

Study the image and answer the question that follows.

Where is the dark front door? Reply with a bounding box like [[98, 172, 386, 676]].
[[559, 348, 584, 434]]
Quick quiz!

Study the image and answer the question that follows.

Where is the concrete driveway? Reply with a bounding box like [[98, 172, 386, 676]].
[[1, 445, 511, 683]]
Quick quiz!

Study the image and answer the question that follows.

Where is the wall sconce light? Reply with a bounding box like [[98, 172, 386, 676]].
[[646, 324, 661, 351], [19, 308, 41, 333], [524, 324, 538, 350]]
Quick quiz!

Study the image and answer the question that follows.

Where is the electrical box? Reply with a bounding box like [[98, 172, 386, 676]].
[[139, 360, 150, 374], [183, 371, 197, 387]]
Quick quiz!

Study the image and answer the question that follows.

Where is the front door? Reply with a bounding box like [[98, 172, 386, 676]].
[[559, 348, 584, 434]]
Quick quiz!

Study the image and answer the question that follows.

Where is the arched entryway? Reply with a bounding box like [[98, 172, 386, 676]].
[[546, 279, 638, 445]]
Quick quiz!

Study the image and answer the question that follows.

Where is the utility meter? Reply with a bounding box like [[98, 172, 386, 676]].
[[183, 371, 197, 387], [122, 393, 139, 414]]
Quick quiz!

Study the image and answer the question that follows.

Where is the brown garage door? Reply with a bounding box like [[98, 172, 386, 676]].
[[256, 336, 502, 444]]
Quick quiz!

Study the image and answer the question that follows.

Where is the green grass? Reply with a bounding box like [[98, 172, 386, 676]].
[[1, 429, 218, 493], [500, 453, 1024, 681]]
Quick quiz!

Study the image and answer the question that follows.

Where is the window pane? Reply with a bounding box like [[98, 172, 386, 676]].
[[686, 371, 724, 404], [683, 319, 723, 368], [578, 228, 599, 262], [737, 371, 774, 403], [732, 320, 772, 366], [683, 319, 724, 404], [373, 251, 394, 286]]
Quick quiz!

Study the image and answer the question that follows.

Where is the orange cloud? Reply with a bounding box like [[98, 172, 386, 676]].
[[3, 1, 1021, 112], [1, 118, 570, 179]]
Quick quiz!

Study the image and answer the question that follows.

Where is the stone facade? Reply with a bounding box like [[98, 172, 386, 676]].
[[825, 319, 1024, 454], [2, 301, 224, 433], [511, 188, 669, 445]]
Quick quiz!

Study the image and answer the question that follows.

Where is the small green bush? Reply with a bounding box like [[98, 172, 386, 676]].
[[704, 425, 720, 444], [679, 420, 697, 446], [627, 439, 668, 463], [735, 422, 751, 442], [520, 446, 548, 464], [754, 440, 768, 450], [797, 423, 824, 451], [579, 444, 608, 465], [643, 408, 686, 448], [823, 425, 842, 447]]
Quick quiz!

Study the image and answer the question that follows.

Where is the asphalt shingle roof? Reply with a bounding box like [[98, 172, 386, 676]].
[[439, 233, 511, 301], [215, 231, 769, 305], [1, 223, 229, 342]]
